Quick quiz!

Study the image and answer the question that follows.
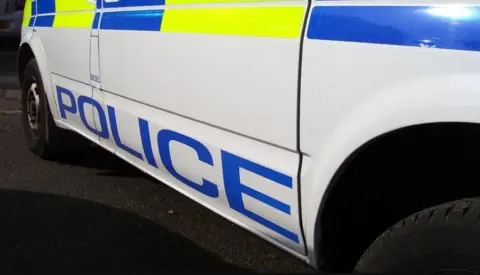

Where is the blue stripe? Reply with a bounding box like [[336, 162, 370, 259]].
[[28, 17, 35, 27], [103, 0, 165, 9], [92, 12, 101, 29], [96, 0, 102, 9], [34, 15, 54, 27], [307, 6, 480, 52], [100, 10, 163, 31], [36, 0, 55, 14], [31, 0, 37, 15]]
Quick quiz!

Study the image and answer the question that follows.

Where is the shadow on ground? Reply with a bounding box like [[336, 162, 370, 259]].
[[51, 141, 145, 178], [0, 189, 255, 272], [0, 37, 20, 52]]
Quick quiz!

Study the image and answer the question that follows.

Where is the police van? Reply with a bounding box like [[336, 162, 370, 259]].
[[17, 0, 480, 272]]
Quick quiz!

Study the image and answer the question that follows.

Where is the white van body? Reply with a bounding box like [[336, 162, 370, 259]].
[[17, 0, 480, 271]]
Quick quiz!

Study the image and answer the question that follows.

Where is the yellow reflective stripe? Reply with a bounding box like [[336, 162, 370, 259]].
[[51, 0, 95, 28], [22, 0, 32, 26], [53, 12, 95, 27], [55, 0, 95, 12], [165, 0, 282, 5], [161, 6, 305, 38]]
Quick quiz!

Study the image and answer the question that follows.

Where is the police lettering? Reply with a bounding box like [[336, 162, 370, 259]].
[[56, 86, 299, 243]]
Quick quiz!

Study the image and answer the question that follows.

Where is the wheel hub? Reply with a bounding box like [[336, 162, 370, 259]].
[[26, 81, 40, 132]]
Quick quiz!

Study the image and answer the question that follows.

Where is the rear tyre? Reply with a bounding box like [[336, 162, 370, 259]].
[[21, 59, 86, 160], [355, 198, 480, 274]]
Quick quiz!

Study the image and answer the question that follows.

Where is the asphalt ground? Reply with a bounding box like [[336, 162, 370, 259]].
[[0, 37, 316, 272]]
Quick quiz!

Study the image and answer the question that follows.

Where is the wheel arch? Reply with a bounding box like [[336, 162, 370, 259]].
[[300, 69, 480, 271], [311, 121, 480, 272], [17, 42, 35, 85], [18, 36, 63, 124]]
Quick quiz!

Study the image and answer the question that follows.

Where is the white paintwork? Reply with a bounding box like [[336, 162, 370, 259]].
[[20, 0, 480, 270], [300, 1, 480, 268], [34, 27, 92, 85], [99, 9, 302, 150], [90, 36, 101, 89], [99, 90, 305, 253], [50, 73, 98, 142], [20, 27, 66, 126], [22, 0, 310, 262], [92, 88, 116, 152], [97, 0, 308, 256]]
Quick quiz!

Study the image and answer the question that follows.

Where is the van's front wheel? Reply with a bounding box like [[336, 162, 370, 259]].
[[21, 59, 85, 160], [355, 198, 480, 274]]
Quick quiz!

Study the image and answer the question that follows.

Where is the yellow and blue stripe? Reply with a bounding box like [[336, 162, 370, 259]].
[[99, 6, 305, 38], [306, 5, 480, 52], [34, 0, 96, 28], [22, 0, 36, 27], [32, 0, 305, 38], [25, 0, 480, 51], [101, 0, 288, 8]]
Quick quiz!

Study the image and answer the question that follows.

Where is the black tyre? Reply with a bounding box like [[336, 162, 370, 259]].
[[21, 59, 86, 160], [355, 198, 480, 274]]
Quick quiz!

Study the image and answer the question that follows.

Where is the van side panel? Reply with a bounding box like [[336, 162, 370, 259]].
[[300, 1, 480, 267]]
